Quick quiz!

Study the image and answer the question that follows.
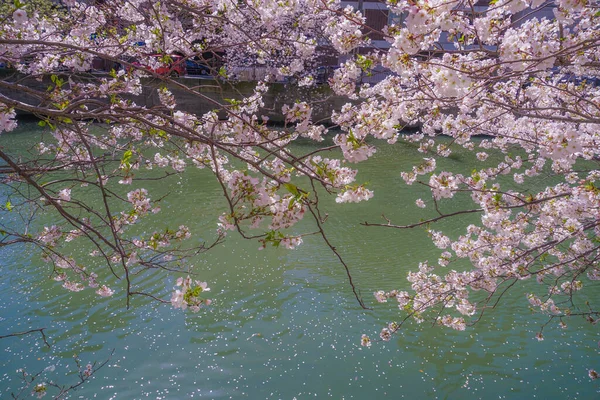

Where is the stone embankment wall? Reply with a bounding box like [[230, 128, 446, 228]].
[[0, 71, 349, 124]]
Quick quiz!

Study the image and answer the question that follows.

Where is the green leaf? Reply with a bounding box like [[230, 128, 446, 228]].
[[224, 98, 240, 106], [283, 183, 300, 197], [355, 54, 373, 72], [347, 129, 361, 150], [121, 149, 133, 168]]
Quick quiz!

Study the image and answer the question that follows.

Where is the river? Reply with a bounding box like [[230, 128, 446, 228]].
[[0, 122, 598, 399]]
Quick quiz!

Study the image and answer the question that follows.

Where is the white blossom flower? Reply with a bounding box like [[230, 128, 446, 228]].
[[13, 9, 28, 26], [360, 334, 371, 347], [96, 285, 114, 297], [58, 188, 71, 202]]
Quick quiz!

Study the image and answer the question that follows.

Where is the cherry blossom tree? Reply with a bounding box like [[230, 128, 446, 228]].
[[1, 0, 600, 386]]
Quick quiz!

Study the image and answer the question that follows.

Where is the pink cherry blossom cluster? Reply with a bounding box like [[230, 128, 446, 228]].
[[171, 275, 211, 312]]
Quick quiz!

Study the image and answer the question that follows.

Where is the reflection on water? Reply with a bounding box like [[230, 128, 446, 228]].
[[1, 124, 599, 398]]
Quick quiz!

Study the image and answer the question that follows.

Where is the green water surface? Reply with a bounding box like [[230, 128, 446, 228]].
[[0, 123, 598, 399]]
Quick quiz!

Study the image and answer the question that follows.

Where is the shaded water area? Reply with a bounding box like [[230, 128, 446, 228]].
[[1, 123, 599, 399]]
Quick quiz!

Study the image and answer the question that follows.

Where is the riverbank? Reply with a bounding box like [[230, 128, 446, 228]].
[[0, 70, 348, 123]]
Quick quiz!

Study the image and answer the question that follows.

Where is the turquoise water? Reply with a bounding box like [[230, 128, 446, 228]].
[[1, 123, 599, 399]]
